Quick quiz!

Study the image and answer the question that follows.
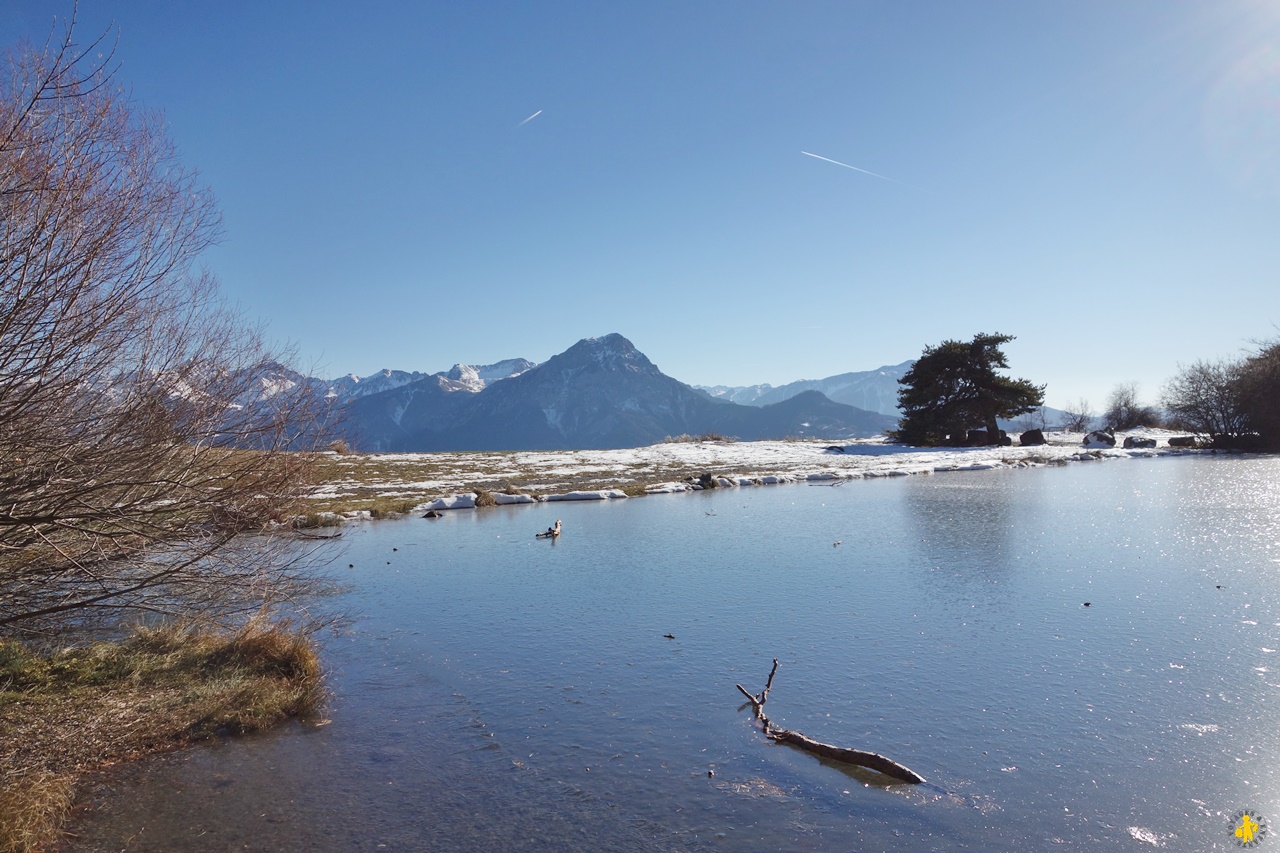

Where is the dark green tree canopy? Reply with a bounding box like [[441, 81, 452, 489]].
[[891, 333, 1045, 446]]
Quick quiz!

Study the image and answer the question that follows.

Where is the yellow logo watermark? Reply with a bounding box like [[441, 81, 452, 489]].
[[1230, 810, 1268, 848]]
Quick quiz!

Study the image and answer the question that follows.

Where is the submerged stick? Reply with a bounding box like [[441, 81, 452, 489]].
[[736, 659, 925, 785]]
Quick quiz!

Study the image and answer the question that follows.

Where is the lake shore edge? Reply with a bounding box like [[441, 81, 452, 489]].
[[300, 429, 1218, 523], [0, 617, 325, 853]]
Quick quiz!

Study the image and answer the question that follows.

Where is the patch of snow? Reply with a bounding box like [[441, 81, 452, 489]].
[[331, 433, 1209, 518], [646, 482, 693, 494], [259, 376, 297, 397], [493, 493, 538, 505], [420, 493, 478, 510], [309, 490, 356, 500], [545, 489, 629, 501]]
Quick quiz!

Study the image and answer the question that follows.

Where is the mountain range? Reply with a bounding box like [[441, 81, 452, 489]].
[[331, 334, 896, 451], [240, 333, 1066, 452], [240, 334, 899, 451], [694, 362, 911, 416]]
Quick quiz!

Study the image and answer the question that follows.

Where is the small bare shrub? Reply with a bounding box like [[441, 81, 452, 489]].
[[663, 432, 736, 444]]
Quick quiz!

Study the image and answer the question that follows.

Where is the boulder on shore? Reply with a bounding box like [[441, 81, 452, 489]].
[[965, 428, 1011, 447], [1083, 430, 1116, 448], [1019, 428, 1046, 446], [1122, 436, 1157, 449]]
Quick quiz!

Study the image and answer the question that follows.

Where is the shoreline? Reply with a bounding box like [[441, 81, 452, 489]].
[[0, 619, 324, 853], [302, 429, 1217, 522]]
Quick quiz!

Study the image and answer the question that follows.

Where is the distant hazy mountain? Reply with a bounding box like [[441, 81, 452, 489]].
[[696, 362, 911, 416], [698, 363, 1072, 431], [695, 382, 776, 406], [340, 334, 895, 451]]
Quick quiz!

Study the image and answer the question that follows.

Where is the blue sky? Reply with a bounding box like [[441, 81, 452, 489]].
[[4, 2, 1278, 410]]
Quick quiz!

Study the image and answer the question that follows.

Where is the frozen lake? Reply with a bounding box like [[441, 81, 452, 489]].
[[67, 454, 1280, 850]]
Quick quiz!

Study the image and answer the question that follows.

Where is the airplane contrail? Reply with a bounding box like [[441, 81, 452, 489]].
[[518, 109, 543, 126], [800, 150, 904, 185]]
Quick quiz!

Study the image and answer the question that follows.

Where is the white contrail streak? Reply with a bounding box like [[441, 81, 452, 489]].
[[518, 109, 543, 126], [800, 150, 904, 185]]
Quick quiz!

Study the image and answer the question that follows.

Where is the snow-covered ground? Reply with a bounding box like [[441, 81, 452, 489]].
[[313, 428, 1205, 517]]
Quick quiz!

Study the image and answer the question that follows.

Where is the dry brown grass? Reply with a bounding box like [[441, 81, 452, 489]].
[[302, 450, 743, 517], [0, 616, 324, 852], [0, 773, 73, 853]]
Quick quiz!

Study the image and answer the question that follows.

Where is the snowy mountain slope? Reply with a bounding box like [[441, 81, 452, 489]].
[[325, 358, 535, 403], [340, 334, 895, 451], [695, 362, 912, 416]]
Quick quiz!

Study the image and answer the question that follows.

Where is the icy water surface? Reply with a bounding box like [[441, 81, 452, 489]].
[[65, 455, 1280, 850]]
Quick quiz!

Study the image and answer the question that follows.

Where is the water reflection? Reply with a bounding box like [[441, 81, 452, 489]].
[[63, 455, 1280, 851]]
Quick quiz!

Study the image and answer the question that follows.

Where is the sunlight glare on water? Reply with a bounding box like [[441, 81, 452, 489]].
[[67, 455, 1280, 851]]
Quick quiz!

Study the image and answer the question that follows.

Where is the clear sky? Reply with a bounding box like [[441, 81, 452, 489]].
[[4, 1, 1278, 410]]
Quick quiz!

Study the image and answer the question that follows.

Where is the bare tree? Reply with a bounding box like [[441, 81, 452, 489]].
[[1102, 382, 1160, 431], [1057, 398, 1093, 433], [1013, 406, 1048, 433], [1235, 338, 1280, 450], [1160, 359, 1247, 440], [0, 19, 326, 633]]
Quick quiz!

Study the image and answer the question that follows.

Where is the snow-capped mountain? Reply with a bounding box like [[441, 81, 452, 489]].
[[694, 383, 776, 406], [218, 339, 1089, 451], [696, 362, 913, 416], [326, 358, 536, 403], [338, 334, 896, 451]]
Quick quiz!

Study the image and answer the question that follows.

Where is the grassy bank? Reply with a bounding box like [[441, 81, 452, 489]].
[[302, 440, 765, 518], [298, 435, 1125, 520], [0, 617, 325, 853]]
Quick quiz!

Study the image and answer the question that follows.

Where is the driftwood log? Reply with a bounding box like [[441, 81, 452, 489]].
[[735, 659, 925, 785]]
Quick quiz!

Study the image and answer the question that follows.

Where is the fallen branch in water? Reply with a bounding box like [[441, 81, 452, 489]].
[[735, 658, 925, 785]]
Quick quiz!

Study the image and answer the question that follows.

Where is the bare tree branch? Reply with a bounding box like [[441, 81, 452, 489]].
[[736, 659, 926, 785], [0, 18, 331, 634]]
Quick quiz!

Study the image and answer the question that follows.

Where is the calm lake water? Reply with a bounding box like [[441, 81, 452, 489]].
[[65, 455, 1280, 851]]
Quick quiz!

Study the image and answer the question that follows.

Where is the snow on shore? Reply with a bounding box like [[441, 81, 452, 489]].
[[365, 428, 1203, 513]]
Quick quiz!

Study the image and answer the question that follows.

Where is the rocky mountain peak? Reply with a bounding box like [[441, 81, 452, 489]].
[[554, 333, 658, 375], [436, 364, 482, 393], [446, 363, 478, 381], [477, 358, 537, 381]]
